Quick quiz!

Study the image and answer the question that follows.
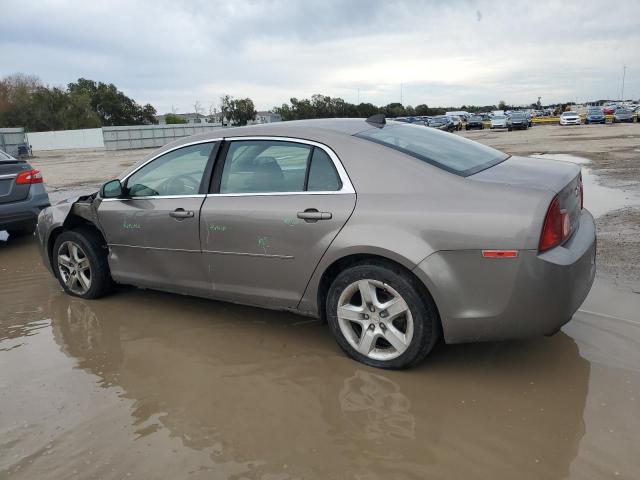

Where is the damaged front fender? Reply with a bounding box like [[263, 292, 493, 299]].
[[36, 192, 104, 274]]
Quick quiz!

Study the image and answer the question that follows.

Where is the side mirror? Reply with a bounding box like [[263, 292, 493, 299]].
[[100, 179, 123, 198]]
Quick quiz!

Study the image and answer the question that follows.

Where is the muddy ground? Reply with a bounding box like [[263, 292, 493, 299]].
[[1, 124, 639, 479]]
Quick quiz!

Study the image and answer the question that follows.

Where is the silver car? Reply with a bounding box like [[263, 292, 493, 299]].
[[1, 148, 50, 236], [36, 116, 596, 369]]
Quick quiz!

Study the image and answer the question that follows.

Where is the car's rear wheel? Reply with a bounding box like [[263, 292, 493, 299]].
[[326, 261, 439, 369], [53, 228, 112, 299]]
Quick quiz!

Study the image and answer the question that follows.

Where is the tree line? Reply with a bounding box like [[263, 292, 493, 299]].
[[1, 71, 568, 132], [0, 73, 157, 131], [272, 94, 502, 120]]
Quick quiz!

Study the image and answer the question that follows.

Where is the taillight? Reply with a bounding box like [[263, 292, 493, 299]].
[[539, 196, 571, 252], [578, 172, 584, 209], [15, 169, 43, 185]]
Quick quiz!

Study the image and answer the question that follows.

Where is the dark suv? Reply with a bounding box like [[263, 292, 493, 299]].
[[465, 115, 485, 130], [0, 149, 50, 237], [428, 116, 456, 132], [509, 112, 529, 130]]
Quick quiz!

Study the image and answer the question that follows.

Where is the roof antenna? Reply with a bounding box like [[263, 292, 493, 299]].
[[365, 113, 386, 128]]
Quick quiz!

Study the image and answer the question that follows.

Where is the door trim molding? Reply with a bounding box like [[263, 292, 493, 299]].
[[202, 249, 294, 259], [108, 243, 200, 253]]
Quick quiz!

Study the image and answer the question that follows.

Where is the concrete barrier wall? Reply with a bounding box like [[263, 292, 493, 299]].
[[27, 128, 104, 151], [102, 124, 224, 150]]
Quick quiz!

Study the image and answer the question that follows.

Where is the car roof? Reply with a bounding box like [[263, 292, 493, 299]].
[[122, 118, 384, 177], [213, 118, 374, 138]]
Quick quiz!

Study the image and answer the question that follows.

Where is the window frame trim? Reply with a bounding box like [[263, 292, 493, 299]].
[[208, 136, 355, 197], [101, 138, 222, 201]]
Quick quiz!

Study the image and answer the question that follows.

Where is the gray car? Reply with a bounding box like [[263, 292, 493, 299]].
[[613, 108, 634, 123], [0, 148, 50, 236], [36, 116, 596, 369]]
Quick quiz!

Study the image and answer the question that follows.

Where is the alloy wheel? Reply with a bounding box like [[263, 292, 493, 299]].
[[57, 241, 92, 295], [337, 279, 414, 361]]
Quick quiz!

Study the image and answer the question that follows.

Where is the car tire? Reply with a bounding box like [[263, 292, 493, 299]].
[[326, 260, 440, 369], [53, 228, 113, 299]]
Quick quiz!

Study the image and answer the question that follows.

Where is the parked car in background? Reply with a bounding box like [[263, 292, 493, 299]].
[[428, 115, 456, 132], [559, 111, 582, 126], [509, 112, 529, 130], [0, 148, 50, 237], [613, 108, 634, 123], [585, 107, 606, 124], [602, 105, 616, 115], [465, 115, 485, 130], [35, 117, 596, 369], [490, 114, 511, 130], [448, 115, 463, 131]]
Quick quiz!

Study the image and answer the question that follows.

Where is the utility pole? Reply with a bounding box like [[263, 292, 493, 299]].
[[621, 65, 627, 101], [357, 88, 360, 104], [400, 82, 403, 105]]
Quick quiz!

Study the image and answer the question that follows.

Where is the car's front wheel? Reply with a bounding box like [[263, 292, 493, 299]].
[[326, 261, 439, 369], [53, 228, 112, 299]]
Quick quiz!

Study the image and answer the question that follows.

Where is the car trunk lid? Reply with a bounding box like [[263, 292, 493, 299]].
[[0, 160, 31, 204], [470, 155, 583, 239]]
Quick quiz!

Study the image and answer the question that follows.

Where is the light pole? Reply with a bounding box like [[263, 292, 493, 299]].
[[621, 65, 627, 101]]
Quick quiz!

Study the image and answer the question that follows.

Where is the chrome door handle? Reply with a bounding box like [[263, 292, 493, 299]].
[[297, 209, 332, 222], [170, 208, 194, 219]]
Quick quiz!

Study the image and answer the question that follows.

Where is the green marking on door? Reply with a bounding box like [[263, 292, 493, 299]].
[[123, 221, 141, 229]]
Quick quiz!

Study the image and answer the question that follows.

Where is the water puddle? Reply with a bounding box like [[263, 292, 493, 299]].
[[1, 238, 640, 479], [531, 154, 640, 217]]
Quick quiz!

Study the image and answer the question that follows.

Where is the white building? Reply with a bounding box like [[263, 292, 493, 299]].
[[251, 111, 282, 124], [156, 113, 208, 125]]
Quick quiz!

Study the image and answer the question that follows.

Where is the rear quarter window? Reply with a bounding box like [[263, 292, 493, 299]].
[[355, 123, 509, 176]]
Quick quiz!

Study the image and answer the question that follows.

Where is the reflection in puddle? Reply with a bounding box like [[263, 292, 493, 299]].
[[531, 153, 640, 217], [2, 220, 640, 478], [339, 370, 415, 440]]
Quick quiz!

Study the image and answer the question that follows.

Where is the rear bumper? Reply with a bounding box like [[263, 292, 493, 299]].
[[413, 209, 596, 343], [0, 186, 50, 230]]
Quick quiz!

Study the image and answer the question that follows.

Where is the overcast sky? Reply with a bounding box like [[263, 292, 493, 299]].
[[1, 0, 639, 113]]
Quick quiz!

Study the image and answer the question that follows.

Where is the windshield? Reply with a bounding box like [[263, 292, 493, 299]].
[[588, 108, 602, 113], [469, 116, 482, 121], [355, 123, 509, 176], [493, 115, 505, 120]]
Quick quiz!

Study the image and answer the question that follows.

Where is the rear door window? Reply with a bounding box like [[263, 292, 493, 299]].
[[219, 140, 342, 194]]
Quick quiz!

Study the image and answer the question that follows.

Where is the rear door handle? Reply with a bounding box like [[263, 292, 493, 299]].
[[170, 208, 194, 219], [297, 209, 332, 222]]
